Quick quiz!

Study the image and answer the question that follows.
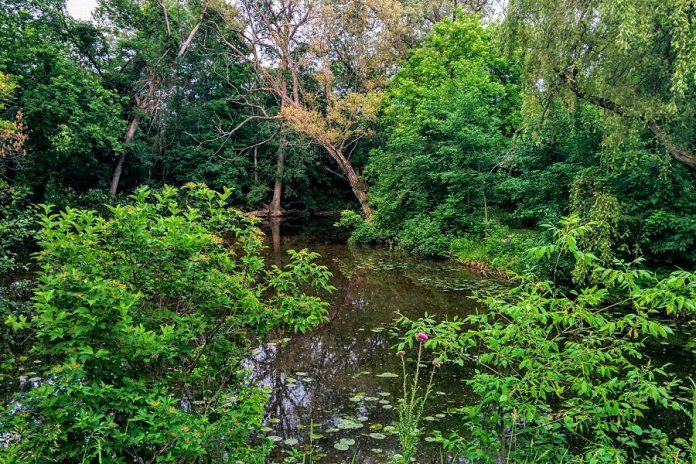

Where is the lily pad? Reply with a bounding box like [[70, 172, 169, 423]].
[[267, 435, 283, 442], [333, 437, 356, 451], [375, 372, 399, 378], [337, 418, 363, 430], [369, 432, 386, 440], [334, 442, 350, 451], [284, 438, 299, 446]]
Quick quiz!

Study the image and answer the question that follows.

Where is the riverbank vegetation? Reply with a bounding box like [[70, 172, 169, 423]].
[[0, 0, 694, 462]]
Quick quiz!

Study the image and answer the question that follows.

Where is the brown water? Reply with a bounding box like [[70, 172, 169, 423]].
[[249, 220, 509, 463], [250, 219, 696, 463]]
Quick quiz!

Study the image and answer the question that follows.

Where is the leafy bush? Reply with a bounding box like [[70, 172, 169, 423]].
[[397, 218, 693, 462], [0, 180, 36, 275], [450, 222, 544, 274], [335, 210, 385, 245], [1, 184, 333, 462], [396, 215, 452, 256]]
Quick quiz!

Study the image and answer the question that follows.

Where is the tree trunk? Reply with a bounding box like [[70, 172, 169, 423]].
[[346, 164, 373, 220], [483, 188, 488, 224], [109, 113, 141, 195], [269, 139, 286, 217], [325, 145, 373, 219], [270, 217, 282, 264]]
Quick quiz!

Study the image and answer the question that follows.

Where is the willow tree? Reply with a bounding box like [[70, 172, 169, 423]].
[[504, 0, 696, 170], [213, 0, 432, 218]]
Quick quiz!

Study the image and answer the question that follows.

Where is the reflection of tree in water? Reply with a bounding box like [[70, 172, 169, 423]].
[[252, 265, 390, 439], [251, 222, 482, 462]]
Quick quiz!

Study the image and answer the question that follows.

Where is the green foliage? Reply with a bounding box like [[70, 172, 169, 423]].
[[451, 222, 543, 274], [336, 210, 384, 245], [0, 0, 126, 191], [0, 278, 33, 400], [392, 336, 439, 463], [504, 0, 696, 168], [396, 215, 452, 257], [397, 218, 693, 462], [365, 15, 520, 253], [0, 180, 36, 274], [0, 184, 333, 462]]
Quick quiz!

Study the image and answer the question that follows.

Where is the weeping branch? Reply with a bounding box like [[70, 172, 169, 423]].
[[558, 71, 696, 170]]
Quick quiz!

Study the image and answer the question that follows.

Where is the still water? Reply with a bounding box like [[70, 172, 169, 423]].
[[249, 220, 509, 463], [249, 219, 695, 463]]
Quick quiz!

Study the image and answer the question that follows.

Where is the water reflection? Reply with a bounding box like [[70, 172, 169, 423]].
[[248, 219, 488, 462]]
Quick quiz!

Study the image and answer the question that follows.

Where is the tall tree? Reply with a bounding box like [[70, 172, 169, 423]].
[[96, 0, 212, 194], [213, 0, 430, 218]]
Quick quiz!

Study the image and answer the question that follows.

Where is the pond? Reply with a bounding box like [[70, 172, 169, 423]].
[[249, 219, 510, 463], [250, 218, 696, 463]]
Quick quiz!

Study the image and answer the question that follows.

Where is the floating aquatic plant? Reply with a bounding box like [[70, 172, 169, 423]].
[[333, 437, 355, 451]]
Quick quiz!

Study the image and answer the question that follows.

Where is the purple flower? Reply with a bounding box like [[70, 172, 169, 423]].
[[416, 332, 428, 342]]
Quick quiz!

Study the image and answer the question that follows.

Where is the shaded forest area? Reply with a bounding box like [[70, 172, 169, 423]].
[[1, 0, 694, 270], [1, 1, 695, 463]]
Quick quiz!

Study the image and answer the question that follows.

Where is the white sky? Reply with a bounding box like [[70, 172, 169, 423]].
[[66, 0, 98, 20]]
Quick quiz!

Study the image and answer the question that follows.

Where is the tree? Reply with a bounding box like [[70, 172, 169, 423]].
[[213, 0, 435, 218], [96, 0, 213, 195], [364, 15, 520, 253], [0, 0, 125, 194], [503, 0, 696, 170]]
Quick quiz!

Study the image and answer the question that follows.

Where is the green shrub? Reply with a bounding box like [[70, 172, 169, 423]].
[[397, 218, 694, 462], [0, 180, 36, 275], [1, 184, 333, 462], [451, 222, 545, 274], [336, 210, 385, 245], [396, 215, 452, 256]]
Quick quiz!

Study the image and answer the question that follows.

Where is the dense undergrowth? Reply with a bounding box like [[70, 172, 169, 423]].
[[0, 1, 694, 462], [391, 218, 695, 463], [0, 185, 334, 462]]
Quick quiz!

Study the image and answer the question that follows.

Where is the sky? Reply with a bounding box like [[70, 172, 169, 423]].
[[66, 0, 98, 20]]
